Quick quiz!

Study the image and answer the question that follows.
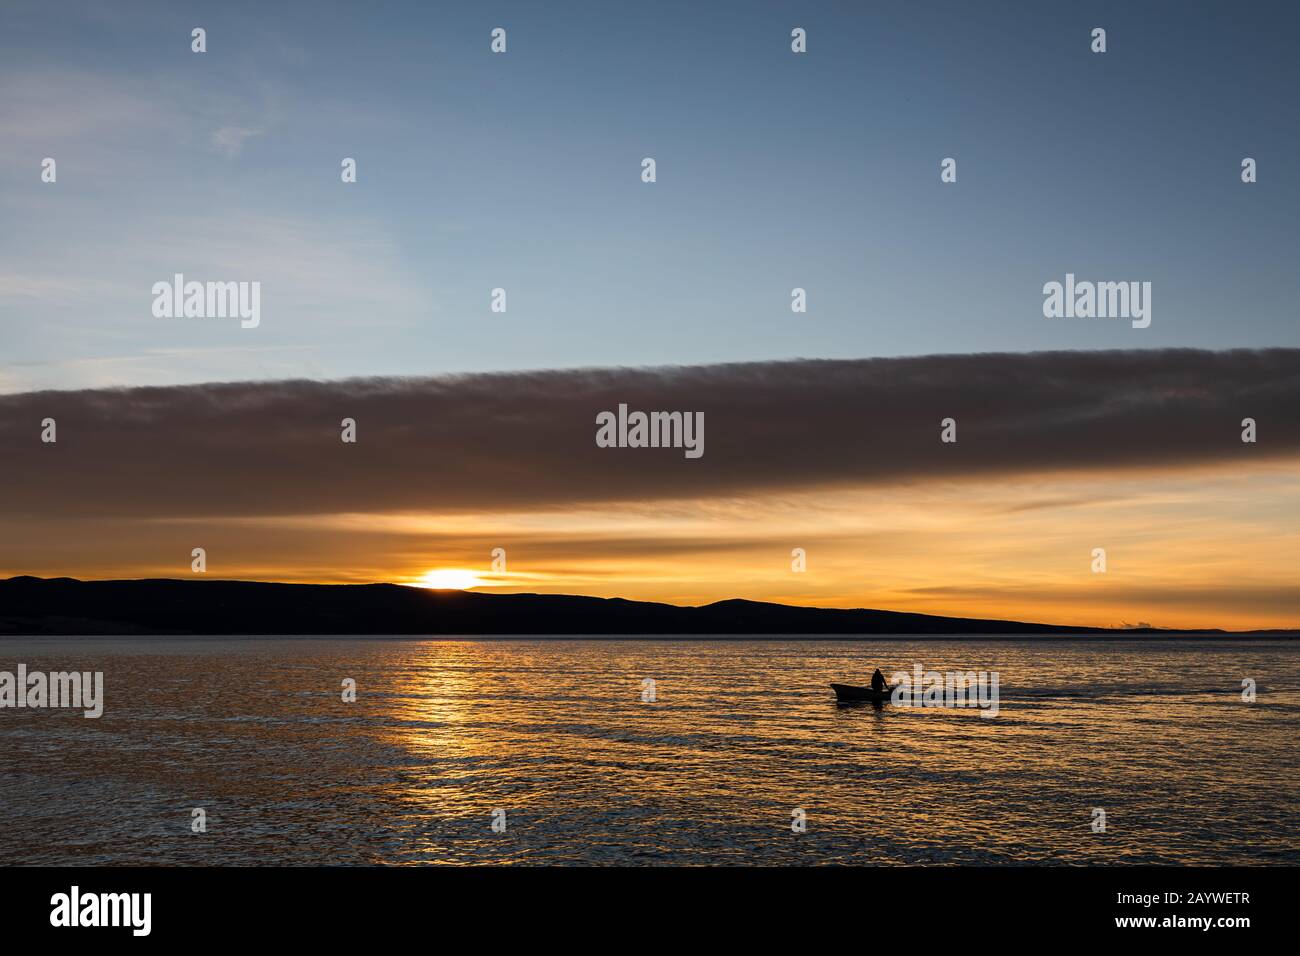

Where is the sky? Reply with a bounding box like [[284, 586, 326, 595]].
[[1, 1, 1297, 628], [3, 0, 1299, 390]]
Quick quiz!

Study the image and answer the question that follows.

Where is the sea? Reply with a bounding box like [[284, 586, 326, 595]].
[[0, 637, 1295, 865]]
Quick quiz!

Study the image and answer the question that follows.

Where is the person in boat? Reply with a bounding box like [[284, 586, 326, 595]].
[[870, 668, 888, 693]]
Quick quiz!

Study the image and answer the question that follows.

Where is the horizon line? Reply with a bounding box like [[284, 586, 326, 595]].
[[5, 574, 1296, 635]]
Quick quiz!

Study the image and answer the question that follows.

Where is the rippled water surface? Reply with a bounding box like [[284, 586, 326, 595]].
[[1, 638, 1296, 865]]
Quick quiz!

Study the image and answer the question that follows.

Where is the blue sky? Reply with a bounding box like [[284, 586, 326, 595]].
[[2, 0, 1297, 392]]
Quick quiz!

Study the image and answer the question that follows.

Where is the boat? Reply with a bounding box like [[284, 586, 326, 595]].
[[830, 682, 895, 703]]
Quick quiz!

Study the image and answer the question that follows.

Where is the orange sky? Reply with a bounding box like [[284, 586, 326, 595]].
[[7, 459, 1298, 631]]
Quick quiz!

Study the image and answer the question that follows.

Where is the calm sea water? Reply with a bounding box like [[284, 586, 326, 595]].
[[0, 638, 1296, 866]]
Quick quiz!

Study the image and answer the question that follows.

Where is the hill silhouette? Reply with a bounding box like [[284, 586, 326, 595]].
[[0, 575, 1260, 636]]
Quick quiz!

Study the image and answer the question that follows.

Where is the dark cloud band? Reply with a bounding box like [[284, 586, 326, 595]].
[[1, 348, 1296, 518]]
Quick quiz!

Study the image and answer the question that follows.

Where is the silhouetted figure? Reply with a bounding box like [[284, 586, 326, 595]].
[[870, 668, 887, 692]]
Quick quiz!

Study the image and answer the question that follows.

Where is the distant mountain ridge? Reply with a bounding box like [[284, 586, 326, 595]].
[[1, 576, 1284, 637]]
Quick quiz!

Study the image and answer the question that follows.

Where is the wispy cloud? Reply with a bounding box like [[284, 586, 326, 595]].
[[210, 124, 263, 157], [0, 206, 430, 392]]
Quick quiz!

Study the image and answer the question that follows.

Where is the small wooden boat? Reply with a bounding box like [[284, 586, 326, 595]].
[[830, 683, 894, 703]]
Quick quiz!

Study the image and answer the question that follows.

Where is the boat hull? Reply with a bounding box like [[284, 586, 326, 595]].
[[830, 683, 893, 703]]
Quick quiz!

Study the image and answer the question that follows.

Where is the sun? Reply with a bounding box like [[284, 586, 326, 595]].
[[415, 568, 484, 590]]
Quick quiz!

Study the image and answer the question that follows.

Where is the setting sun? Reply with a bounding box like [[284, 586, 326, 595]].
[[415, 568, 484, 590]]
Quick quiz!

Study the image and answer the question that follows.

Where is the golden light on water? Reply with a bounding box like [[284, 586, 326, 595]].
[[415, 568, 484, 590]]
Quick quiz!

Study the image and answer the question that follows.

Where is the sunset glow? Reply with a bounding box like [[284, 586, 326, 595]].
[[415, 569, 485, 591], [7, 459, 1296, 630]]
